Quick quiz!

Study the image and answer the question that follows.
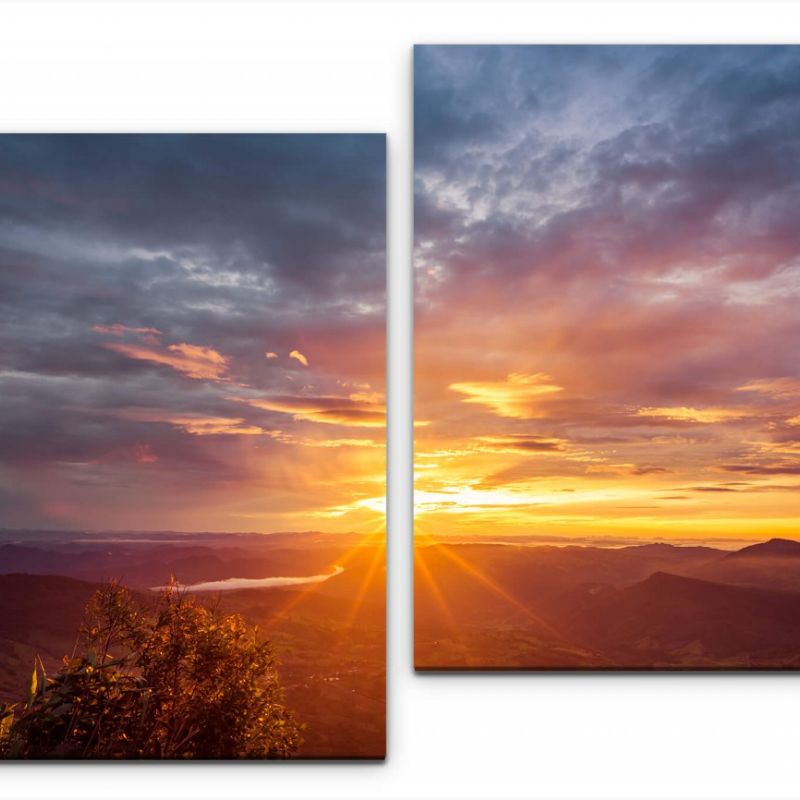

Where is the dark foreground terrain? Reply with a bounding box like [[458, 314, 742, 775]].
[[0, 529, 385, 758], [415, 536, 800, 670]]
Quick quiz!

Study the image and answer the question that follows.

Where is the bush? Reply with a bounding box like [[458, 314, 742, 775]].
[[0, 581, 301, 759]]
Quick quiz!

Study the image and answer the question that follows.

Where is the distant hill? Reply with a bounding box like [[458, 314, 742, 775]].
[[0, 539, 365, 589], [415, 538, 800, 669], [415, 540, 725, 616], [558, 571, 800, 667], [684, 539, 800, 592], [414, 540, 729, 669], [726, 538, 800, 560]]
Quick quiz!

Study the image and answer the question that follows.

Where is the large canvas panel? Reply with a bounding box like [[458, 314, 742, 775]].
[[0, 134, 385, 756], [414, 45, 800, 670]]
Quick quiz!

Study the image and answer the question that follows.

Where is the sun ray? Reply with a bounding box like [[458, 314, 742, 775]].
[[340, 540, 386, 635], [414, 544, 462, 636], [425, 539, 560, 634], [263, 531, 385, 628]]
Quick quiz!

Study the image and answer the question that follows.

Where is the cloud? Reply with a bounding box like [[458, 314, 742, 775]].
[[737, 377, 800, 398], [104, 341, 229, 381], [92, 324, 162, 343], [473, 435, 567, 453], [93, 323, 230, 381], [0, 134, 385, 532], [289, 349, 309, 367], [629, 465, 671, 475], [720, 463, 800, 476], [635, 406, 747, 424], [133, 443, 158, 464], [0, 134, 386, 305], [413, 46, 800, 538], [275, 434, 383, 449], [683, 481, 800, 493], [115, 408, 267, 436], [450, 373, 563, 419], [265, 351, 278, 359], [232, 393, 385, 428]]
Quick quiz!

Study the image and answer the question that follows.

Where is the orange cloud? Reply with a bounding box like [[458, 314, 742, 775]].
[[450, 373, 563, 419], [349, 390, 383, 404], [635, 406, 746, 424], [105, 341, 229, 381], [289, 349, 309, 367], [737, 378, 800, 398], [276, 434, 383, 449], [117, 408, 266, 436], [265, 351, 278, 359], [232, 394, 385, 428], [474, 435, 568, 453]]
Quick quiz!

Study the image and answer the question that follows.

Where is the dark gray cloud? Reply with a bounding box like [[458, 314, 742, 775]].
[[0, 135, 385, 529], [415, 46, 800, 297]]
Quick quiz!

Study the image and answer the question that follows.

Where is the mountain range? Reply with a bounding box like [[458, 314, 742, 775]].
[[415, 537, 800, 669]]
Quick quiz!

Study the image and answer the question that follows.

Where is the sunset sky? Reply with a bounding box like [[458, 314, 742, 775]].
[[415, 46, 800, 543], [0, 135, 385, 533]]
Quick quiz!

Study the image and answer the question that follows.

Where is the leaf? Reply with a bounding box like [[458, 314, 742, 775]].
[[35, 654, 47, 685], [27, 663, 38, 707], [0, 704, 15, 742]]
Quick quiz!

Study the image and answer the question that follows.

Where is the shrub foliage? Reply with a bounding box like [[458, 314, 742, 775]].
[[0, 581, 301, 759]]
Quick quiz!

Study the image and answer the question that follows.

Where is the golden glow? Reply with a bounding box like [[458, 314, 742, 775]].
[[314, 490, 386, 519], [415, 368, 800, 542], [450, 373, 563, 419], [636, 406, 746, 423], [415, 483, 646, 514], [264, 531, 384, 629], [86, 318, 386, 534]]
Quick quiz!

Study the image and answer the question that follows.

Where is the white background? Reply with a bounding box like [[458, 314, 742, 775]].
[[2, 1, 800, 798]]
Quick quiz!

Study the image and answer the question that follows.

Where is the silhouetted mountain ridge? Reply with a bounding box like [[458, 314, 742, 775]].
[[725, 537, 800, 560]]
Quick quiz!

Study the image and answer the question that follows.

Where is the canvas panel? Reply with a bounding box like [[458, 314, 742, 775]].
[[414, 45, 800, 670], [0, 133, 386, 757]]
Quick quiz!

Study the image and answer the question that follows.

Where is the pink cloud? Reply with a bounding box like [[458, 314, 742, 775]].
[[104, 341, 229, 381]]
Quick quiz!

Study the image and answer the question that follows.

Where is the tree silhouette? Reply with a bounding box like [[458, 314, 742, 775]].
[[0, 581, 301, 759]]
